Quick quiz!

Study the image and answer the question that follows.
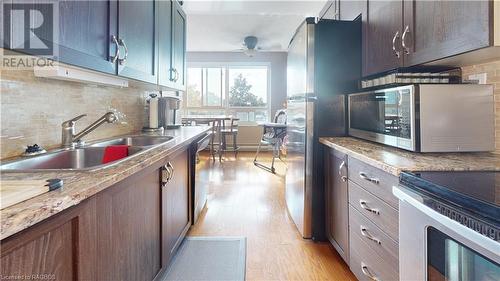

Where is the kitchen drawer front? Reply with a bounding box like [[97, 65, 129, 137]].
[[348, 157, 399, 209], [350, 230, 399, 281], [349, 181, 399, 241], [349, 205, 399, 269]]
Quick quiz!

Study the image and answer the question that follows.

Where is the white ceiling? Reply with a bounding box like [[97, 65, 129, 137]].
[[184, 0, 327, 52]]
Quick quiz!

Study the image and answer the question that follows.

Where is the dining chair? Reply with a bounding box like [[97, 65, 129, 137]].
[[221, 117, 240, 158], [193, 119, 218, 162]]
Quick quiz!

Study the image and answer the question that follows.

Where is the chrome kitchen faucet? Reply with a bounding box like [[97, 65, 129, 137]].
[[61, 112, 118, 148]]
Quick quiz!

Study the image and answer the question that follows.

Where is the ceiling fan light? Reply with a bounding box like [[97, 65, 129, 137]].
[[244, 48, 257, 57]]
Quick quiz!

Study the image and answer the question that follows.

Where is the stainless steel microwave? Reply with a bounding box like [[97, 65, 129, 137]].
[[348, 84, 494, 152]]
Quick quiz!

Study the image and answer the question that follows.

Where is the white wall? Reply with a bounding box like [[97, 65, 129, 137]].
[[186, 51, 287, 148]]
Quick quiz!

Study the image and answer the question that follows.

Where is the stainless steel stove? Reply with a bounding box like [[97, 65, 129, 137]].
[[394, 171, 499, 281]]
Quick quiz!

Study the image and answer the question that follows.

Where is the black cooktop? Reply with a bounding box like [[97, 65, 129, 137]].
[[400, 171, 500, 226]]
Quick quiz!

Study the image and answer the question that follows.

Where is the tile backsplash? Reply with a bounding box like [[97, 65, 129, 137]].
[[1, 69, 150, 159], [1, 59, 500, 159], [461, 59, 500, 151]]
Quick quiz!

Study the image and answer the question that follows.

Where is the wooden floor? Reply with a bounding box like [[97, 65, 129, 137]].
[[188, 151, 356, 281]]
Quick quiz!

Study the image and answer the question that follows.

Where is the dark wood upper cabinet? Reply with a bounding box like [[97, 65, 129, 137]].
[[3, 0, 118, 74], [158, 0, 174, 88], [4, 0, 187, 88], [170, 0, 187, 91], [325, 148, 349, 264], [364, 0, 403, 76], [346, 0, 498, 76], [1, 198, 97, 281], [57, 1, 118, 74], [96, 167, 162, 281], [402, 0, 491, 66], [161, 149, 191, 266], [116, 0, 158, 83], [158, 0, 187, 90]]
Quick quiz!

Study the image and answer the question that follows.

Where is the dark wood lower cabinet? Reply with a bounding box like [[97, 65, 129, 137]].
[[1, 147, 193, 281], [162, 149, 191, 267], [0, 198, 97, 281], [95, 167, 162, 281], [325, 148, 349, 263]]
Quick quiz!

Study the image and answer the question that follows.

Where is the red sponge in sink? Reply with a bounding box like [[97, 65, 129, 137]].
[[102, 145, 129, 164]]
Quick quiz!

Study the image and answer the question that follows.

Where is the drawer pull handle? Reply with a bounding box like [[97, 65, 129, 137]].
[[359, 172, 380, 184], [360, 226, 381, 245], [360, 200, 380, 215], [339, 160, 347, 182], [361, 263, 380, 281]]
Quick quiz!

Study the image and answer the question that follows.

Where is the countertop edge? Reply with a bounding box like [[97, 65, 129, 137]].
[[319, 137, 500, 177], [0, 126, 211, 240], [319, 137, 402, 176]]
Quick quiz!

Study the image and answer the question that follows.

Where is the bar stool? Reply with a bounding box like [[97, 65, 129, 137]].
[[221, 117, 240, 158]]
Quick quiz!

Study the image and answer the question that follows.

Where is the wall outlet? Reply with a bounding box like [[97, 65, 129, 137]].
[[468, 73, 488, 84]]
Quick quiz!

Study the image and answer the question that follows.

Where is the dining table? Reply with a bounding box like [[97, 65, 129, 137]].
[[181, 115, 236, 161]]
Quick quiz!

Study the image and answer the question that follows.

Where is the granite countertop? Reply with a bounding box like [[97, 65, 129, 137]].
[[0, 126, 211, 240], [320, 137, 500, 176]]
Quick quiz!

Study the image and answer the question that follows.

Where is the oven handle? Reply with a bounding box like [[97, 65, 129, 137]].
[[392, 185, 500, 255]]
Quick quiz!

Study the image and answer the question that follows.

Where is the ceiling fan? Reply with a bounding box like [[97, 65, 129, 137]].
[[238, 36, 261, 57]]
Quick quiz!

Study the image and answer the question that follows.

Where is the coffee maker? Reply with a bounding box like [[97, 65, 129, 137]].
[[158, 96, 181, 129]]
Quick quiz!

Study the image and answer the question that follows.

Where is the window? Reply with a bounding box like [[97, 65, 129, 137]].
[[186, 68, 224, 107], [228, 67, 267, 107], [185, 64, 270, 124]]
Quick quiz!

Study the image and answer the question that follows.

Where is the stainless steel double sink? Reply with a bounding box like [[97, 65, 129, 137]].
[[0, 135, 175, 172]]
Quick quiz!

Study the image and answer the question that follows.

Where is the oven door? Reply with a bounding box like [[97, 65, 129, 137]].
[[348, 85, 415, 151], [393, 186, 500, 281]]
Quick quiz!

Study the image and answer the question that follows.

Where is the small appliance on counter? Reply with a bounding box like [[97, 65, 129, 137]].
[[158, 96, 181, 129], [394, 171, 499, 281], [143, 93, 164, 133], [143, 94, 182, 132], [348, 84, 494, 152]]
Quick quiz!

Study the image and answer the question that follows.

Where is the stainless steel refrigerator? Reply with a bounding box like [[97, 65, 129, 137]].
[[286, 17, 361, 239]]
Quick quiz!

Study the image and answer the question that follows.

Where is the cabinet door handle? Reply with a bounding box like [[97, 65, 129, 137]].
[[169, 68, 175, 82], [360, 226, 381, 245], [110, 35, 120, 63], [173, 68, 179, 82], [117, 38, 128, 65], [339, 160, 347, 182], [161, 164, 171, 186], [359, 172, 379, 184], [392, 30, 400, 58], [360, 200, 380, 215], [361, 263, 380, 281], [402, 25, 411, 55], [166, 161, 174, 181]]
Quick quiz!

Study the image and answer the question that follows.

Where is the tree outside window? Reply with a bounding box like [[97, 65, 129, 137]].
[[185, 65, 269, 123], [229, 74, 265, 107]]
